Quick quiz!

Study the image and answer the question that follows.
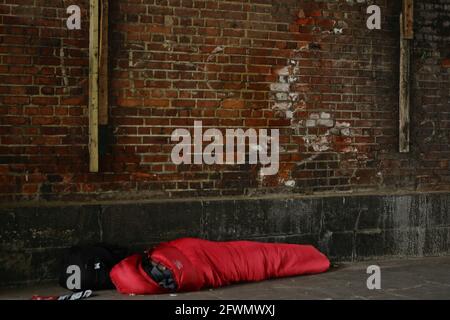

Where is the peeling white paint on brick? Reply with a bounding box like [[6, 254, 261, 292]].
[[320, 112, 331, 119], [284, 180, 296, 188], [336, 121, 351, 128], [302, 114, 357, 154], [207, 46, 224, 62], [341, 128, 351, 136], [270, 60, 303, 122], [273, 102, 291, 111], [286, 111, 294, 119], [306, 120, 316, 128], [270, 83, 290, 92], [304, 135, 331, 152], [317, 119, 334, 127]]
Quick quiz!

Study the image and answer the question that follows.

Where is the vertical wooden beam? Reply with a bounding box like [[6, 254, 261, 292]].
[[399, 1, 413, 153], [89, 0, 99, 172], [399, 13, 411, 153], [99, 0, 109, 126], [402, 0, 414, 39]]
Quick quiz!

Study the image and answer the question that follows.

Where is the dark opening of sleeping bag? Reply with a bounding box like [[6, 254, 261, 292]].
[[141, 254, 177, 291], [110, 238, 330, 295]]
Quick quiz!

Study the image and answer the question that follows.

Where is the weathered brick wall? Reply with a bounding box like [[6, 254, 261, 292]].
[[0, 0, 449, 202], [412, 0, 450, 188]]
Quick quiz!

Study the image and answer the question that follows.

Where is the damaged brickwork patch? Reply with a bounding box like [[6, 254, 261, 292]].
[[302, 114, 355, 154], [270, 63, 302, 122]]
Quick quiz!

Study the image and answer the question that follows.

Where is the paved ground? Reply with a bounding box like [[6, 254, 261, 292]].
[[1, 257, 449, 300]]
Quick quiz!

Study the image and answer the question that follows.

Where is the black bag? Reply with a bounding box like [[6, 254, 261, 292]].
[[59, 245, 127, 292]]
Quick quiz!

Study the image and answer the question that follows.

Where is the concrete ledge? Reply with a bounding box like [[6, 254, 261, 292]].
[[1, 192, 449, 286]]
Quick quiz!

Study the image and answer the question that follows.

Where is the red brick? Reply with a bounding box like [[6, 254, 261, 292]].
[[117, 98, 143, 108], [222, 99, 245, 109], [442, 59, 450, 68]]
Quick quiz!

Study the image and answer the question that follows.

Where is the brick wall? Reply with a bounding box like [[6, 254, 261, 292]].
[[0, 0, 449, 202]]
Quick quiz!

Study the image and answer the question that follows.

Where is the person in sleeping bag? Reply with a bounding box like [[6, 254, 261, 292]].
[[110, 237, 330, 295]]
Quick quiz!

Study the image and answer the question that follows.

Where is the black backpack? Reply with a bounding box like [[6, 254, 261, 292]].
[[59, 245, 128, 292]]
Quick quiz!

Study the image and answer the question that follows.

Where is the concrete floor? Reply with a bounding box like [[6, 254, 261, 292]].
[[1, 257, 449, 300]]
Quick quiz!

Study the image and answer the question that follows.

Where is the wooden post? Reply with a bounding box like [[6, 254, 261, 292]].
[[89, 0, 99, 172], [99, 0, 109, 126], [399, 0, 413, 153], [402, 0, 414, 40]]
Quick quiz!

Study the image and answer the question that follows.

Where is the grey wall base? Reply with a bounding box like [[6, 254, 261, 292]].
[[1, 192, 449, 287]]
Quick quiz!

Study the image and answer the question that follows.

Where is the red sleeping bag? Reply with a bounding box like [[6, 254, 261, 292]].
[[110, 238, 330, 295]]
